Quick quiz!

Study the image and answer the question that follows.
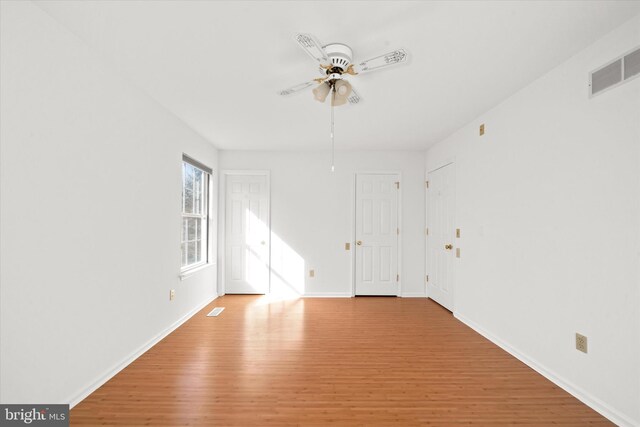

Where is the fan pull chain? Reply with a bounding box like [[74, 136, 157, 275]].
[[330, 87, 335, 172]]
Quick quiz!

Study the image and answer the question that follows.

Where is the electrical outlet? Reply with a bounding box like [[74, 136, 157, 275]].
[[479, 123, 485, 136], [309, 269, 315, 278], [170, 289, 175, 301], [575, 333, 588, 353]]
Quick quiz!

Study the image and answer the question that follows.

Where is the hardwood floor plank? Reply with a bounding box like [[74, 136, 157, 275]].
[[71, 296, 611, 426]]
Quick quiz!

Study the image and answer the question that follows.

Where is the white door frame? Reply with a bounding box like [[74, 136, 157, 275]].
[[351, 171, 402, 297], [425, 160, 456, 310], [219, 170, 271, 296]]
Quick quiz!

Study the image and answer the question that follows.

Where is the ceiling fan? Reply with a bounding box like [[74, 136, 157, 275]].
[[279, 34, 409, 171], [279, 33, 409, 105]]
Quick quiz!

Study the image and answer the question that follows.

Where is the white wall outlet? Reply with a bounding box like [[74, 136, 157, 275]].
[[575, 333, 588, 353], [170, 289, 176, 301]]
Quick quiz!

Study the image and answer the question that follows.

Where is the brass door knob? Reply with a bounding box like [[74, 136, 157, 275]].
[[445, 244, 453, 250], [356, 241, 362, 245]]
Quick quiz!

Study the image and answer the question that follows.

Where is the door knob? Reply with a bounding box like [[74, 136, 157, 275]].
[[356, 241, 362, 246], [445, 244, 453, 250]]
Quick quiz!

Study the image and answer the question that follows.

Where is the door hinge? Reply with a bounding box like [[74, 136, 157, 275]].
[[425, 274, 429, 283], [397, 227, 400, 235], [425, 227, 429, 236], [396, 274, 400, 282], [425, 180, 429, 189], [395, 181, 400, 189]]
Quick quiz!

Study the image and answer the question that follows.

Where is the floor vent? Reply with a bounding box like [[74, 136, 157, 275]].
[[590, 46, 640, 97], [207, 307, 225, 317]]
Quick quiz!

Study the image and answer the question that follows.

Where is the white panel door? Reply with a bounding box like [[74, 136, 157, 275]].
[[355, 174, 399, 296], [225, 173, 269, 294], [427, 163, 455, 310]]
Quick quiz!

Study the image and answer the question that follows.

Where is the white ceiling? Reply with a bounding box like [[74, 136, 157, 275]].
[[36, 1, 640, 151]]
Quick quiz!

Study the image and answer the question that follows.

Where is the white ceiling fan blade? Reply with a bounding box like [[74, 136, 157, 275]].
[[294, 33, 331, 66], [347, 86, 362, 105], [278, 80, 317, 96], [353, 49, 408, 74]]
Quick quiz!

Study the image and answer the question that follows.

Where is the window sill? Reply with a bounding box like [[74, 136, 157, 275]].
[[180, 263, 216, 281]]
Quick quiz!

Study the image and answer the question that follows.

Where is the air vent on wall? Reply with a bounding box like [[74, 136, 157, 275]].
[[590, 46, 640, 97]]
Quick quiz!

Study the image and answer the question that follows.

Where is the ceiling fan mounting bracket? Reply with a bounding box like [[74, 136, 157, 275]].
[[322, 43, 353, 72]]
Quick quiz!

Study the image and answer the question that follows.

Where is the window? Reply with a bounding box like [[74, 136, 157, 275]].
[[181, 155, 211, 270]]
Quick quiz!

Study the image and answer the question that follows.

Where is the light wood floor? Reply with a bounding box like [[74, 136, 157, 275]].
[[71, 296, 610, 426]]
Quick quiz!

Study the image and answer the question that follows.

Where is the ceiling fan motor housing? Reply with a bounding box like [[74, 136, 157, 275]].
[[322, 43, 353, 72]]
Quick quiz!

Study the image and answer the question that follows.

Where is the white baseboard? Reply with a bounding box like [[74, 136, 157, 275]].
[[303, 293, 353, 298], [68, 293, 218, 409], [401, 293, 426, 298], [454, 312, 637, 427]]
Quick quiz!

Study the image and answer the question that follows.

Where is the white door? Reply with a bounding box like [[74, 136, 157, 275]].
[[355, 174, 399, 296], [426, 163, 455, 310], [224, 173, 270, 294]]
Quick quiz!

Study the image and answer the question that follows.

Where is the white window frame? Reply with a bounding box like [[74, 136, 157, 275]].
[[181, 155, 212, 273]]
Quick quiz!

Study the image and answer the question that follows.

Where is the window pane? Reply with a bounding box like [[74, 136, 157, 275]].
[[183, 163, 194, 214], [184, 187, 194, 214], [188, 218, 197, 241], [181, 243, 186, 267], [181, 163, 186, 212], [182, 218, 188, 243], [187, 242, 196, 264], [194, 169, 203, 214]]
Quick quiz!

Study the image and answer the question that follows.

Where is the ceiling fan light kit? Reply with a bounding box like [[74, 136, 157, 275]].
[[332, 80, 352, 106], [312, 82, 330, 102], [280, 33, 409, 171]]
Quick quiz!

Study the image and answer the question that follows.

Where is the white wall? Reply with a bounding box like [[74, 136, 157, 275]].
[[219, 151, 425, 297], [0, 1, 218, 405], [426, 15, 640, 425]]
